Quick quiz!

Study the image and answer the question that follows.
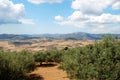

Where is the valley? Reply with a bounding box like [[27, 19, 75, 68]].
[[0, 39, 93, 52]]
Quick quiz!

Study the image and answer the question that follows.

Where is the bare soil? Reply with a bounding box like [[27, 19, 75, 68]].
[[28, 63, 69, 80]]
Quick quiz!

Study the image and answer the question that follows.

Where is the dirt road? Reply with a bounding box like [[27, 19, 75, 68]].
[[29, 63, 69, 80]]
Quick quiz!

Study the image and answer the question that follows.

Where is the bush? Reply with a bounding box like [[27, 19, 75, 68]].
[[61, 35, 120, 80], [34, 50, 62, 65], [0, 50, 35, 80]]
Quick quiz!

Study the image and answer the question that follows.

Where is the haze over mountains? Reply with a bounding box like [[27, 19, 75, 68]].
[[0, 32, 120, 40]]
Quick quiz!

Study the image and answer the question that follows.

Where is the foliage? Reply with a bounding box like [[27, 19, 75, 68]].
[[0, 50, 35, 80], [1, 35, 120, 80], [61, 35, 120, 80], [34, 50, 62, 65]]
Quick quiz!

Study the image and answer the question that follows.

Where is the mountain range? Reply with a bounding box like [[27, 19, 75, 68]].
[[0, 32, 120, 40]]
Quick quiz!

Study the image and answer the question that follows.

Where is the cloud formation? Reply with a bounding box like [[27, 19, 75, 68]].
[[71, 0, 111, 15], [112, 0, 120, 10], [19, 18, 35, 24], [0, 0, 34, 25], [71, 0, 120, 15], [28, 0, 62, 4], [55, 0, 120, 33], [54, 15, 63, 21], [0, 0, 24, 24]]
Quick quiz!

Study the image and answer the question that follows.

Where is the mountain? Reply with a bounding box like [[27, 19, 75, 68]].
[[0, 32, 120, 40], [0, 34, 32, 40]]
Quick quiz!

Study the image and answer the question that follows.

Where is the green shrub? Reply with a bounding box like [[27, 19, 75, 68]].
[[61, 35, 120, 80], [0, 50, 35, 80], [34, 50, 62, 65]]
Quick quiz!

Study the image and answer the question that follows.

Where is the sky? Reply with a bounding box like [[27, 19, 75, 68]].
[[0, 0, 120, 34]]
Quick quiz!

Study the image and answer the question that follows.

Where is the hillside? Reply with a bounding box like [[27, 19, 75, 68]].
[[0, 40, 93, 52], [0, 32, 120, 40]]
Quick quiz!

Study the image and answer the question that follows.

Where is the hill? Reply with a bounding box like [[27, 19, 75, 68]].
[[0, 32, 120, 40]]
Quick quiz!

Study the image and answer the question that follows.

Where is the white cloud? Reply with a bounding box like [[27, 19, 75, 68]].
[[56, 11, 120, 27], [55, 0, 120, 33], [0, 0, 25, 24], [68, 11, 89, 21], [112, 1, 120, 10], [54, 15, 63, 21], [56, 12, 120, 33], [0, 0, 35, 25], [71, 0, 120, 15], [28, 0, 62, 4], [89, 13, 120, 24], [71, 0, 111, 15], [19, 19, 35, 24]]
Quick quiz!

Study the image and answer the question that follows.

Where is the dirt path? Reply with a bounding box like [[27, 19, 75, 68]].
[[29, 63, 69, 80]]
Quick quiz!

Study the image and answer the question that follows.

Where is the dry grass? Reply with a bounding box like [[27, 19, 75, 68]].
[[0, 40, 94, 52]]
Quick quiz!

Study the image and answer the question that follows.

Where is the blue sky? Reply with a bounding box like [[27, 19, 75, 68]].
[[0, 0, 120, 34]]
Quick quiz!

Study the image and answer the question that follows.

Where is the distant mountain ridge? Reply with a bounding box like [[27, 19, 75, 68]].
[[0, 32, 120, 40]]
